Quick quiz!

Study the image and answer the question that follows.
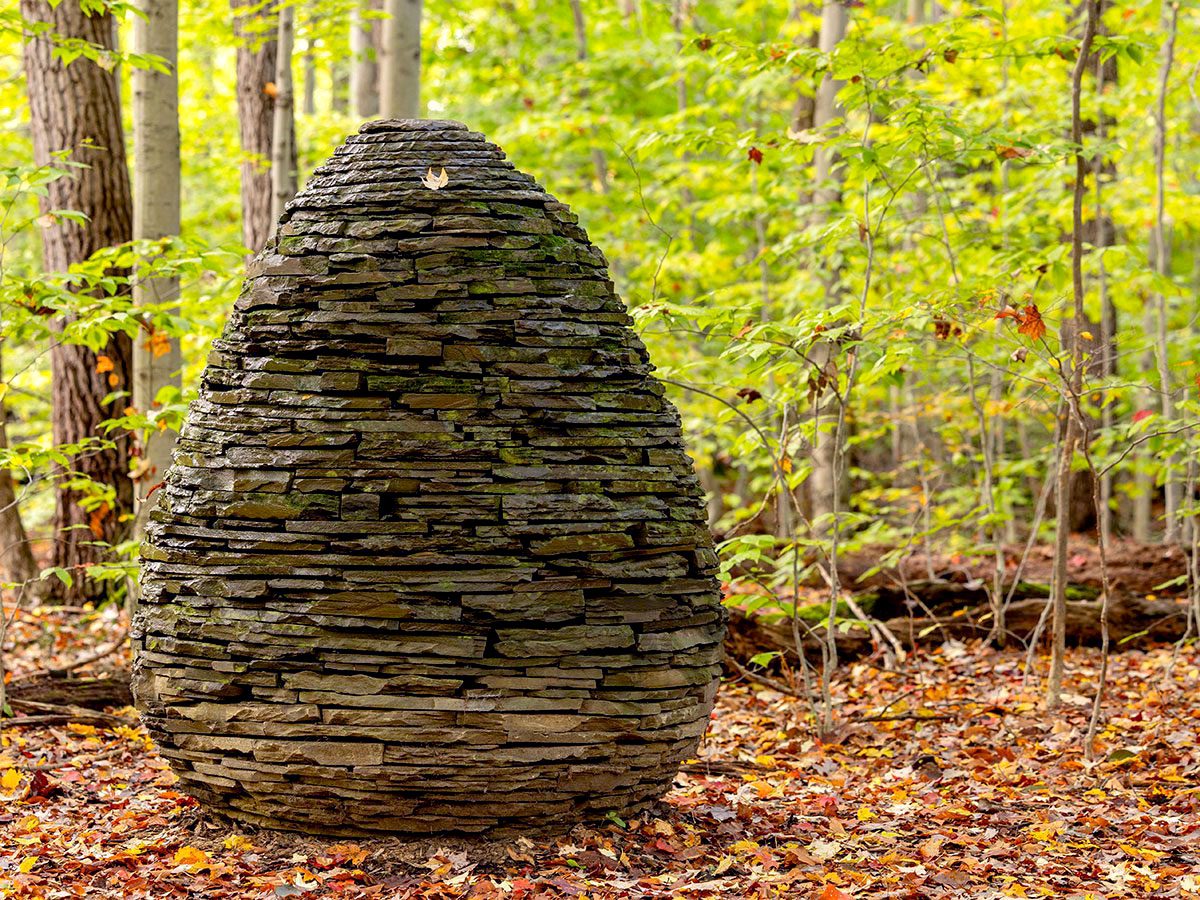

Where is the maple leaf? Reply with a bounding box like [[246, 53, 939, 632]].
[[748, 146, 763, 165], [1012, 304, 1046, 341], [1, 768, 20, 792], [422, 167, 449, 190]]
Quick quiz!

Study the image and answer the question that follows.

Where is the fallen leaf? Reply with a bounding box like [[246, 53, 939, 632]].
[[422, 167, 449, 190]]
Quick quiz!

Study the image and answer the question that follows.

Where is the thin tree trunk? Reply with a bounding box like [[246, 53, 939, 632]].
[[0, 350, 38, 590], [807, 0, 847, 535], [568, 0, 610, 193], [232, 0, 282, 254], [21, 0, 134, 604], [331, 55, 349, 114], [132, 0, 182, 494], [379, 0, 421, 119], [270, 3, 297, 232], [302, 43, 316, 116], [351, 0, 380, 118], [1152, 3, 1179, 543], [1049, 0, 1099, 709]]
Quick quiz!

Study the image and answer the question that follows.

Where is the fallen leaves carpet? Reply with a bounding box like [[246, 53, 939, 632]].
[[3, 636, 1200, 898]]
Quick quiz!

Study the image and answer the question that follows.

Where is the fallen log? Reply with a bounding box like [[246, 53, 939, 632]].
[[5, 673, 132, 710], [726, 592, 1190, 666]]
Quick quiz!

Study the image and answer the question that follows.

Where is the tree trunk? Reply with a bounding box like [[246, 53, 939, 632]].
[[270, 3, 297, 231], [350, 0, 380, 118], [331, 55, 350, 114], [0, 350, 39, 591], [379, 0, 421, 119], [302, 44, 317, 115], [569, 0, 609, 193], [806, 0, 847, 534], [132, 0, 182, 494], [232, 0, 288, 255], [1152, 3, 1179, 543], [21, 0, 134, 604]]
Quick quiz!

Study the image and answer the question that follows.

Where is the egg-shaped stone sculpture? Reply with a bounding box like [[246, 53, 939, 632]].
[[133, 119, 724, 836]]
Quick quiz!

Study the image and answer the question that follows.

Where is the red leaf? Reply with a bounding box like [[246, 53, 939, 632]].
[[819, 885, 852, 900], [1133, 410, 1154, 424], [1016, 304, 1046, 341], [748, 146, 763, 165]]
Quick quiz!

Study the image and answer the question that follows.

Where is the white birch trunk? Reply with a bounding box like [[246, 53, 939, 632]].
[[379, 0, 421, 119], [350, 0, 380, 117], [132, 0, 182, 491], [270, 3, 297, 231]]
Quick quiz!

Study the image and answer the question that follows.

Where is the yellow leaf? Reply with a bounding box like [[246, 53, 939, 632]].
[[1080, 331, 1094, 341], [173, 846, 211, 868], [224, 834, 254, 852], [19, 856, 37, 873], [713, 855, 734, 874], [856, 806, 876, 821], [68, 723, 98, 736], [112, 725, 142, 742], [1, 768, 21, 791]]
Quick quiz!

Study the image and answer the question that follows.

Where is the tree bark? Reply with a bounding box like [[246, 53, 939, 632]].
[[232, 0, 294, 255], [0, 350, 38, 590], [21, 0, 134, 603], [569, 0, 610, 193], [379, 0, 421, 119], [1049, 0, 1099, 708], [350, 0, 380, 117], [302, 43, 316, 116], [1152, 2, 1179, 543], [331, 55, 350, 114], [132, 0, 182, 493], [270, 3, 297, 231], [807, 0, 847, 535]]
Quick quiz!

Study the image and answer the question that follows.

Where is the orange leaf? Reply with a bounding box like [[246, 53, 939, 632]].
[[88, 502, 110, 539], [1016, 304, 1046, 341], [262, 81, 279, 98], [996, 145, 1033, 160], [819, 884, 852, 900], [95, 355, 114, 374], [146, 330, 171, 358]]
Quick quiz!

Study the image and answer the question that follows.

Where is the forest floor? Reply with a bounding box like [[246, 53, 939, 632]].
[[3, 599, 1200, 898]]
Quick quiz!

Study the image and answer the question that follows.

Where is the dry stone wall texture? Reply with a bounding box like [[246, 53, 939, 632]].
[[133, 119, 724, 836]]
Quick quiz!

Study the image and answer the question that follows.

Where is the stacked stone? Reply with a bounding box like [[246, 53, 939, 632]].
[[133, 119, 724, 836]]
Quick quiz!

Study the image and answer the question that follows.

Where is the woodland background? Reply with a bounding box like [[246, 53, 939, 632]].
[[2, 0, 1200, 897]]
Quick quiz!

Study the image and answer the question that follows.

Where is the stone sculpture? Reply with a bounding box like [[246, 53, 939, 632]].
[[133, 119, 724, 835]]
